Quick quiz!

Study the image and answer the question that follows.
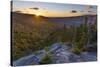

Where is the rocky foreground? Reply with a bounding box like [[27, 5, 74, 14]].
[[13, 43, 97, 66]]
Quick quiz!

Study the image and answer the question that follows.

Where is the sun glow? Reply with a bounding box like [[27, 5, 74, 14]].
[[35, 13, 41, 16]]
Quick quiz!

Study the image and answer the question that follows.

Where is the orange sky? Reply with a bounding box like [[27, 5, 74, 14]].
[[12, 1, 97, 17]]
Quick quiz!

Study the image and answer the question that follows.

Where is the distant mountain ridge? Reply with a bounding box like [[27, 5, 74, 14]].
[[12, 12, 97, 26]]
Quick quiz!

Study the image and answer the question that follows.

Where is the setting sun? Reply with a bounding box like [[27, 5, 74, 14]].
[[35, 13, 41, 16]]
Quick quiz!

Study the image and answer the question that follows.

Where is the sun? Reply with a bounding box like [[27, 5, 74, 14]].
[[35, 13, 41, 16]]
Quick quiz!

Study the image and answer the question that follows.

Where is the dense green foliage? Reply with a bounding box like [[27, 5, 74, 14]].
[[71, 17, 97, 54]]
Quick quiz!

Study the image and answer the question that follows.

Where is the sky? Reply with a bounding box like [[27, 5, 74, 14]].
[[12, 1, 97, 17]]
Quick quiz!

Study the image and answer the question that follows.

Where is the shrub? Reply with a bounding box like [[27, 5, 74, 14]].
[[72, 47, 81, 55], [39, 54, 52, 64]]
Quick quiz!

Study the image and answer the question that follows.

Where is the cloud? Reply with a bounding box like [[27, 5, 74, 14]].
[[14, 10, 22, 13], [87, 6, 94, 9], [71, 10, 77, 13], [29, 7, 39, 10]]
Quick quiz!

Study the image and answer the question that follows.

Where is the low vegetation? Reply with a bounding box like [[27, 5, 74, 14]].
[[39, 54, 52, 64]]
